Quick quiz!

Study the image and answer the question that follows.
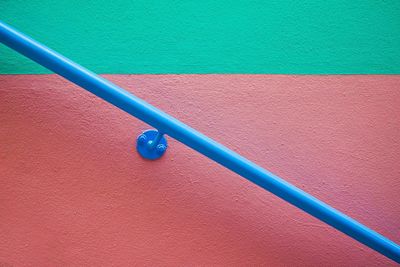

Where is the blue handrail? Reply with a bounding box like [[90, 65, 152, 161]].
[[1, 20, 399, 263]]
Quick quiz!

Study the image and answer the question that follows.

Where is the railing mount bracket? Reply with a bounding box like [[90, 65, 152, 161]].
[[136, 129, 167, 160]]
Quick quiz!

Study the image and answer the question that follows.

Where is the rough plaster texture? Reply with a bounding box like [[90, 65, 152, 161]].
[[0, 74, 399, 266], [1, 1, 400, 74]]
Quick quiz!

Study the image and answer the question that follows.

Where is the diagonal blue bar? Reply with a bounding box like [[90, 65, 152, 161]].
[[1, 20, 399, 263]]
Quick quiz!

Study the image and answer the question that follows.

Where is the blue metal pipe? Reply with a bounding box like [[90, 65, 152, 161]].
[[1, 20, 399, 263]]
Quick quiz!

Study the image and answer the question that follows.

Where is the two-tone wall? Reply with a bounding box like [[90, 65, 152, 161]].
[[1, 1, 399, 266]]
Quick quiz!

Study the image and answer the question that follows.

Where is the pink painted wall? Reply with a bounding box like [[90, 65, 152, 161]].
[[0, 75, 399, 266]]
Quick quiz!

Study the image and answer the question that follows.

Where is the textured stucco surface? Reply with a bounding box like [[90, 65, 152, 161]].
[[0, 74, 399, 265], [1, 1, 400, 74]]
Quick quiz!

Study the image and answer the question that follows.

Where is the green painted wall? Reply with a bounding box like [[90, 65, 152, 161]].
[[1, 0, 400, 74]]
